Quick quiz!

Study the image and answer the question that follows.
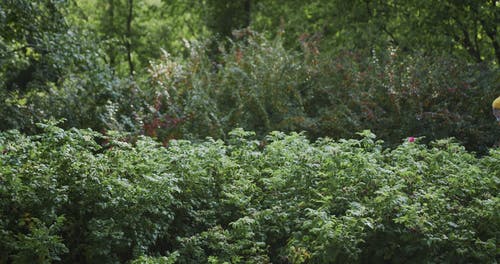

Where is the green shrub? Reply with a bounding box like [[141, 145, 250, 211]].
[[305, 48, 500, 152], [0, 124, 498, 263], [0, 123, 178, 263], [145, 31, 499, 151], [0, 0, 144, 135], [144, 32, 308, 143]]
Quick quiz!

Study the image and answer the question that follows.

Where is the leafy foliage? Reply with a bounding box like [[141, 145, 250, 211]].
[[251, 0, 500, 65], [0, 0, 143, 133], [146, 32, 499, 151], [2, 1, 498, 153], [0, 124, 498, 263], [0, 123, 179, 263]]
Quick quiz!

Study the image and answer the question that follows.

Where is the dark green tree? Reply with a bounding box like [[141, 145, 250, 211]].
[[0, 0, 141, 133], [1, 0, 67, 93]]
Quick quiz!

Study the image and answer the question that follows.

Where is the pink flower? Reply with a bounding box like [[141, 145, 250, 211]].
[[408, 137, 415, 143]]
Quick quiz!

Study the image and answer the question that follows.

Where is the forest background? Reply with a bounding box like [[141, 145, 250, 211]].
[[1, 1, 499, 263], [1, 0, 499, 150]]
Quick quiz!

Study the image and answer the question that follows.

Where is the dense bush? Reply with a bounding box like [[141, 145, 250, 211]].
[[0, 124, 498, 263], [3, 9, 498, 152], [303, 48, 500, 152], [146, 31, 499, 151], [0, 0, 143, 134]]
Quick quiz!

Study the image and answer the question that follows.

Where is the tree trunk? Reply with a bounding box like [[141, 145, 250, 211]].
[[243, 0, 251, 28], [126, 0, 134, 76], [107, 0, 115, 66]]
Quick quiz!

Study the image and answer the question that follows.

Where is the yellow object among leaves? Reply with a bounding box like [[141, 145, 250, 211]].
[[493, 96, 500, 109], [493, 96, 500, 122]]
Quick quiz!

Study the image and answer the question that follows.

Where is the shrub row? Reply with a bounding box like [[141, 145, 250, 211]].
[[145, 32, 500, 152], [4, 31, 498, 153], [0, 124, 498, 263]]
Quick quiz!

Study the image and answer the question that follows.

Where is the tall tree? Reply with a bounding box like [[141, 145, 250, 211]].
[[70, 0, 207, 77]]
